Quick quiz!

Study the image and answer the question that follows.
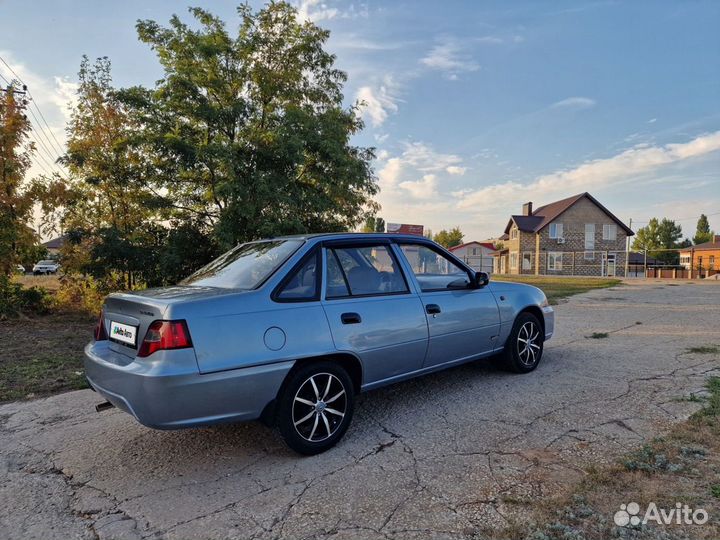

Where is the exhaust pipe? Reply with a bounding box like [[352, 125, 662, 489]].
[[95, 401, 115, 413]]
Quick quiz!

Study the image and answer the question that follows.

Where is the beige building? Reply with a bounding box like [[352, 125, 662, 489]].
[[494, 192, 633, 277]]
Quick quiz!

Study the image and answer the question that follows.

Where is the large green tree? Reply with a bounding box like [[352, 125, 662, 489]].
[[434, 227, 464, 249], [693, 214, 714, 245], [0, 86, 38, 275], [632, 217, 684, 264], [118, 3, 378, 250]]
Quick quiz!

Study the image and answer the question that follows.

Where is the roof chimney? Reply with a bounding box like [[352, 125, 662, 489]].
[[522, 202, 533, 216], [714, 234, 720, 243]]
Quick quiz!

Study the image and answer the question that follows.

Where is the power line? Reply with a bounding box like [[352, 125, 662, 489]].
[[631, 211, 720, 227], [0, 54, 67, 158]]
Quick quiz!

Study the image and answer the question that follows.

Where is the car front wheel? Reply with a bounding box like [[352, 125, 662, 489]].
[[501, 312, 544, 373], [277, 361, 355, 455]]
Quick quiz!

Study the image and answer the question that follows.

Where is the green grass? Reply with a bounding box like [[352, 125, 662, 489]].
[[0, 356, 89, 402], [711, 485, 720, 499], [0, 313, 94, 402], [587, 332, 609, 339], [492, 275, 621, 304]]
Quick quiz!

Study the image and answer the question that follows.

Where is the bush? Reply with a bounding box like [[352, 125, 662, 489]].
[[0, 275, 53, 318], [54, 274, 108, 315]]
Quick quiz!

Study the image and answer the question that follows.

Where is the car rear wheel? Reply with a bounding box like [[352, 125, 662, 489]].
[[500, 312, 544, 373], [277, 361, 355, 455]]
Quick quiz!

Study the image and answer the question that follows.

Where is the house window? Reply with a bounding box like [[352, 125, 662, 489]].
[[522, 252, 532, 271], [603, 224, 617, 241], [510, 252, 518, 269], [549, 223, 563, 239], [548, 252, 563, 271], [510, 227, 518, 240], [584, 223, 595, 260], [710, 256, 715, 269], [698, 256, 703, 269]]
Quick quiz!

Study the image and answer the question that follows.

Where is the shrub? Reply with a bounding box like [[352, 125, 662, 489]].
[[54, 273, 108, 315], [0, 275, 53, 318]]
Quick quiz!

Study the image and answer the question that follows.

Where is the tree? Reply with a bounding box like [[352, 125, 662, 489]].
[[632, 217, 684, 264], [362, 216, 385, 233], [693, 214, 714, 245], [118, 3, 378, 250], [434, 227, 464, 249], [0, 86, 38, 276], [46, 57, 170, 288]]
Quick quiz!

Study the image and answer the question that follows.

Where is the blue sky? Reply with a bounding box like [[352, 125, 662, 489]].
[[1, 0, 719, 240]]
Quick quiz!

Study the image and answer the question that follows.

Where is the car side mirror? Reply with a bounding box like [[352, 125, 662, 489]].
[[474, 271, 490, 288]]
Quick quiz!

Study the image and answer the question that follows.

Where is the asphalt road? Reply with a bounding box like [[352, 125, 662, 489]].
[[2, 281, 720, 540]]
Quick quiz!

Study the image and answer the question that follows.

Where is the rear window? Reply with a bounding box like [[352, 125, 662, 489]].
[[182, 240, 304, 289]]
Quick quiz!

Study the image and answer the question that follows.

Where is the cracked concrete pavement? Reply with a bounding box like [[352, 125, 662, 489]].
[[2, 281, 720, 539]]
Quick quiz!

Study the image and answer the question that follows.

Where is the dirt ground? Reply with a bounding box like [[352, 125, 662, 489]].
[[1, 280, 719, 539]]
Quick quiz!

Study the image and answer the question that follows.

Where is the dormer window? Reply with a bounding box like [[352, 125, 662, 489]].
[[510, 227, 518, 239]]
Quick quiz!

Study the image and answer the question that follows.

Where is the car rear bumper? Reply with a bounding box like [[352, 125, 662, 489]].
[[84, 341, 294, 429], [542, 305, 555, 340]]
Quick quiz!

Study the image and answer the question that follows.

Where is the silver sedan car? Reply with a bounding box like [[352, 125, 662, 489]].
[[85, 233, 554, 454]]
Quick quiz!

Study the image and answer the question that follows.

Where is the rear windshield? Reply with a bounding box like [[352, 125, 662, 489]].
[[181, 240, 304, 289], [38, 260, 55, 265]]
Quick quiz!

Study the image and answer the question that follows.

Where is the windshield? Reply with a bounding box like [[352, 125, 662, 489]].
[[38, 260, 55, 265], [181, 240, 304, 289]]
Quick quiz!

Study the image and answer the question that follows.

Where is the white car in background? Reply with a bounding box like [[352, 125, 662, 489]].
[[32, 260, 60, 275]]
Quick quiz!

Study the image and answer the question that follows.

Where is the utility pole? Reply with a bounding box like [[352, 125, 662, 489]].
[[625, 217, 632, 278]]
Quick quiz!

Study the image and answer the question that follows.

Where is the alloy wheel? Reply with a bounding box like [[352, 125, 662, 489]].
[[517, 321, 541, 367], [292, 373, 347, 442]]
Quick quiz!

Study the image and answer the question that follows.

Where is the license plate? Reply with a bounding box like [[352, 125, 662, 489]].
[[109, 321, 137, 347]]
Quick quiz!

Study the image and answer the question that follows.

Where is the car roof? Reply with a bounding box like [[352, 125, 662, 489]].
[[269, 232, 432, 242]]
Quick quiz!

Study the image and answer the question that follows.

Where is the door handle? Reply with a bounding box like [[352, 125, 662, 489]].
[[425, 304, 441, 315], [341, 312, 362, 324]]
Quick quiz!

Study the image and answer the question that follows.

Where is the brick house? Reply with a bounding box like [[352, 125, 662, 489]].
[[679, 235, 720, 274], [493, 192, 633, 277]]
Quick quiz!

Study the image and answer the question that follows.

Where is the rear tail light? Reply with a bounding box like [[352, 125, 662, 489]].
[[137, 320, 193, 358], [94, 311, 108, 341]]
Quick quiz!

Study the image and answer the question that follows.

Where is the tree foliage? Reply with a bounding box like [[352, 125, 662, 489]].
[[433, 227, 464, 249], [0, 87, 38, 276], [631, 217, 685, 264], [39, 3, 379, 288], [362, 216, 385, 232], [119, 3, 378, 250], [693, 214, 714, 245]]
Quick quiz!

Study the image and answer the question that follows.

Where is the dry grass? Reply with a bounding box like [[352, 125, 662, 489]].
[[491, 376, 720, 539], [492, 275, 621, 304], [13, 274, 62, 292], [0, 312, 94, 402]]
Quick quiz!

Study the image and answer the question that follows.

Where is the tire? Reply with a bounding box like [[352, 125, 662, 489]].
[[277, 361, 355, 455], [500, 312, 544, 373]]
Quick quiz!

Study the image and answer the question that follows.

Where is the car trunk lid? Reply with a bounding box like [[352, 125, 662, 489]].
[[102, 286, 232, 358]]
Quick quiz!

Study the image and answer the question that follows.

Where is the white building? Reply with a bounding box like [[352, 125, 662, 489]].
[[448, 241, 497, 273]]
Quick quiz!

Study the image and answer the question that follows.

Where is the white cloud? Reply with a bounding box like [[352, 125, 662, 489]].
[[356, 75, 400, 127], [446, 165, 467, 175], [420, 37, 480, 79], [399, 174, 438, 199], [294, 0, 339, 22], [647, 118, 658, 124], [457, 131, 720, 209], [294, 0, 368, 22], [0, 50, 76, 176], [550, 96, 597, 109]]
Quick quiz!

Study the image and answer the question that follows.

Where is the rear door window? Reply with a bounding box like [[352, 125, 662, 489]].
[[325, 245, 408, 298]]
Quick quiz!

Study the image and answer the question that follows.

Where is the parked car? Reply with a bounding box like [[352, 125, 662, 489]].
[[32, 260, 60, 275], [85, 233, 554, 454]]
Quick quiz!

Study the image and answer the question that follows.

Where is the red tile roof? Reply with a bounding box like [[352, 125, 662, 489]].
[[448, 241, 497, 252]]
